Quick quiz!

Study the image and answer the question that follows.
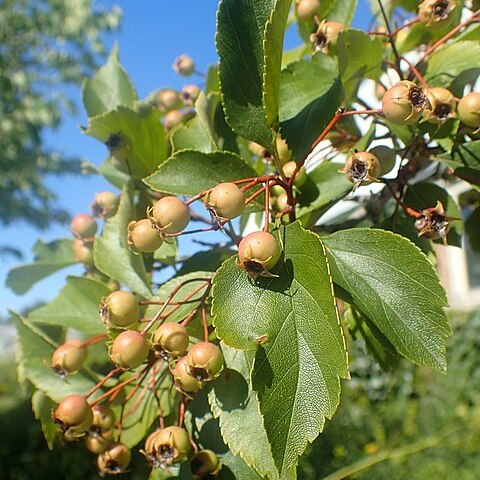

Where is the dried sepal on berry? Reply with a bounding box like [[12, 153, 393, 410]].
[[97, 442, 131, 476], [423, 87, 456, 124], [172, 356, 202, 396], [310, 20, 345, 54], [418, 0, 457, 29], [53, 394, 93, 439], [99, 290, 139, 327], [382, 81, 432, 125], [142, 426, 191, 468], [127, 218, 163, 253], [148, 196, 190, 234], [414, 201, 458, 243], [340, 151, 381, 190], [186, 342, 224, 383], [90, 191, 118, 219], [152, 322, 190, 359]]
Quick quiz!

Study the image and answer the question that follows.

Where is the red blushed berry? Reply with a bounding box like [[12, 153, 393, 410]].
[[237, 231, 282, 279], [53, 394, 93, 437], [186, 342, 224, 383], [172, 54, 195, 76], [70, 213, 97, 239], [51, 339, 87, 376]]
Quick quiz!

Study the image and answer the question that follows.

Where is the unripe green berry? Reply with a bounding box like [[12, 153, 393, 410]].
[[85, 431, 112, 454], [71, 214, 97, 238], [91, 404, 116, 433], [173, 54, 195, 76], [424, 87, 456, 124], [191, 449, 221, 478], [100, 290, 139, 327], [368, 146, 397, 176], [51, 339, 87, 376], [128, 219, 163, 253], [173, 356, 202, 395], [152, 322, 189, 357], [110, 330, 150, 369], [156, 89, 181, 111], [91, 191, 118, 219], [382, 81, 430, 125], [282, 161, 307, 187], [238, 231, 282, 277], [97, 442, 131, 475], [208, 182, 245, 219], [458, 92, 480, 128], [150, 196, 190, 234], [144, 426, 191, 467], [186, 342, 224, 383]]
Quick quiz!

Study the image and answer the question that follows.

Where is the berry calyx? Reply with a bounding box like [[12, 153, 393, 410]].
[[237, 231, 282, 278], [54, 394, 93, 436], [128, 218, 163, 253], [458, 92, 480, 129], [99, 290, 139, 327], [51, 339, 87, 376], [156, 89, 180, 111], [72, 239, 94, 268], [149, 196, 190, 234], [173, 356, 202, 395], [382, 81, 431, 125], [70, 213, 97, 239], [414, 200, 451, 241], [368, 145, 397, 176], [110, 330, 150, 369], [282, 161, 307, 187], [172, 54, 195, 76], [186, 342, 224, 383], [424, 87, 456, 124], [295, 0, 320, 19], [341, 151, 381, 189], [207, 182, 245, 220], [90, 191, 118, 219], [144, 426, 191, 468], [97, 442, 131, 475], [418, 0, 457, 29], [152, 322, 189, 358], [190, 449, 221, 478]]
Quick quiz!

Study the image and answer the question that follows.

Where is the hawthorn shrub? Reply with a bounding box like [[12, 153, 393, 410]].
[[7, 1, 480, 479]]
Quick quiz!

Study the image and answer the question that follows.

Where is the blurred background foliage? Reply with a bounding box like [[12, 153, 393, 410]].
[[1, 309, 478, 479], [0, 0, 120, 246]]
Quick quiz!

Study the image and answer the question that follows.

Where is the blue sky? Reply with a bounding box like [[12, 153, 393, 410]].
[[1, 1, 371, 317]]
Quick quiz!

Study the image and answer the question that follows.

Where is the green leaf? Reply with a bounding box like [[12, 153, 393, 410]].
[[323, 228, 451, 371], [31, 390, 57, 450], [212, 222, 349, 475], [295, 162, 353, 227], [324, 0, 357, 25], [28, 276, 109, 334], [144, 150, 259, 197], [82, 44, 137, 118], [404, 182, 463, 247], [337, 29, 383, 85], [12, 312, 97, 402], [118, 368, 172, 448], [216, 0, 275, 148], [465, 206, 480, 252], [263, 0, 293, 128], [153, 238, 178, 265], [96, 158, 133, 190], [208, 344, 279, 479], [6, 239, 76, 295], [145, 272, 214, 327], [452, 140, 480, 171], [424, 41, 480, 87], [177, 248, 235, 276], [94, 186, 152, 298], [84, 105, 167, 179], [279, 55, 342, 160]]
